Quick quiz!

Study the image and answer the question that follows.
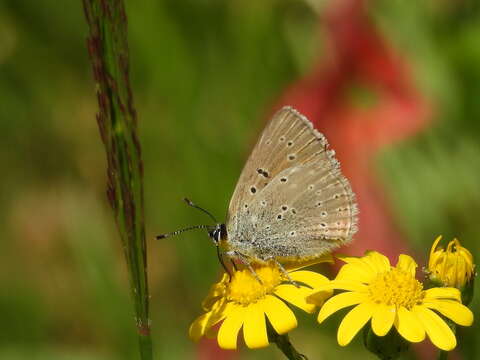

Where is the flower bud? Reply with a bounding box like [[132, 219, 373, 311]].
[[427, 236, 475, 304]]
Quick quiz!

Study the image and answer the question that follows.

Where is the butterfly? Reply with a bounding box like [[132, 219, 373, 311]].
[[158, 106, 358, 277]]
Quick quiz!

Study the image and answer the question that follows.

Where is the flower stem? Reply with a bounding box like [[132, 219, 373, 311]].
[[267, 323, 307, 360], [82, 1, 153, 359], [437, 350, 448, 360], [273, 334, 307, 360]]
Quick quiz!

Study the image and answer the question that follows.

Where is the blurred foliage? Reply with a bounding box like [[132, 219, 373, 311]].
[[0, 0, 479, 359]]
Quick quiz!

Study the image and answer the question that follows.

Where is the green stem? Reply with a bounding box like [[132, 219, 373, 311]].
[[273, 334, 307, 360], [81, 1, 153, 359], [438, 350, 448, 360], [267, 323, 307, 360]]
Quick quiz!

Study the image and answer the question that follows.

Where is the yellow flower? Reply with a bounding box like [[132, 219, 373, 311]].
[[189, 259, 332, 349], [428, 236, 475, 288], [308, 252, 474, 351]]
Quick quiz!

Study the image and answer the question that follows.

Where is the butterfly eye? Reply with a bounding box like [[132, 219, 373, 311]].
[[209, 229, 221, 242], [220, 224, 227, 239]]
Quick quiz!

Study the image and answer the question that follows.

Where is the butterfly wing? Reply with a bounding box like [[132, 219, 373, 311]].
[[226, 106, 358, 261]]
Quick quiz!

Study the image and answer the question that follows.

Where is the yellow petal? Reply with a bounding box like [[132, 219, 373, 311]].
[[274, 284, 316, 313], [413, 306, 457, 351], [394, 306, 425, 343], [364, 251, 391, 273], [289, 270, 332, 306], [306, 289, 333, 307], [335, 263, 376, 284], [455, 260, 467, 287], [217, 304, 246, 350], [337, 255, 377, 279], [429, 236, 443, 269], [263, 295, 297, 334], [289, 270, 330, 289], [371, 304, 395, 336], [189, 300, 232, 341], [424, 287, 461, 302], [190, 313, 214, 342], [337, 302, 375, 346], [243, 302, 269, 349], [313, 280, 369, 293], [335, 254, 361, 263], [458, 247, 474, 269], [202, 274, 229, 310], [285, 254, 334, 271], [423, 300, 474, 326], [396, 255, 417, 277], [317, 291, 368, 323]]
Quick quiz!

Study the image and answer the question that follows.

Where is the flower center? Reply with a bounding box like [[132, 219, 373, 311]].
[[368, 267, 424, 309], [227, 265, 283, 305]]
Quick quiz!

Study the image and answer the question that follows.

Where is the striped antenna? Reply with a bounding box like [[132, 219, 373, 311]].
[[156, 224, 211, 240], [184, 197, 218, 223]]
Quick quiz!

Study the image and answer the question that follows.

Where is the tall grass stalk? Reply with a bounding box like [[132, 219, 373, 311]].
[[82, 1, 153, 359]]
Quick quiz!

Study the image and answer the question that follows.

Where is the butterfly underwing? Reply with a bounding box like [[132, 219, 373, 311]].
[[220, 106, 358, 264]]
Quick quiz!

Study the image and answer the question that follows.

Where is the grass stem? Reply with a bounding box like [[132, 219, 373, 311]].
[[82, 1, 153, 359]]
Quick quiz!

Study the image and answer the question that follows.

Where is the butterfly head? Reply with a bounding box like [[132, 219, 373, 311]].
[[208, 223, 227, 245]]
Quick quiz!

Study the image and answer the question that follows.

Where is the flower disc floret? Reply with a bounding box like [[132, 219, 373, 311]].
[[368, 267, 424, 309], [227, 267, 282, 305]]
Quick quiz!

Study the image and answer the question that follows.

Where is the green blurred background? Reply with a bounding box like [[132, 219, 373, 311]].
[[0, 0, 479, 359]]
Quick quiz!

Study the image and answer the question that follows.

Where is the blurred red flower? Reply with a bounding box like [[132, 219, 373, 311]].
[[273, 0, 431, 260]]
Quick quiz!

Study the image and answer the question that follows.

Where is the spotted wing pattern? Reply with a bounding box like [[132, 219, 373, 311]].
[[226, 106, 358, 262]]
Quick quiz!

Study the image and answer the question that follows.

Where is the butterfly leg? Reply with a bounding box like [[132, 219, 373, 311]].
[[224, 250, 263, 285], [266, 257, 300, 288], [216, 246, 232, 279]]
